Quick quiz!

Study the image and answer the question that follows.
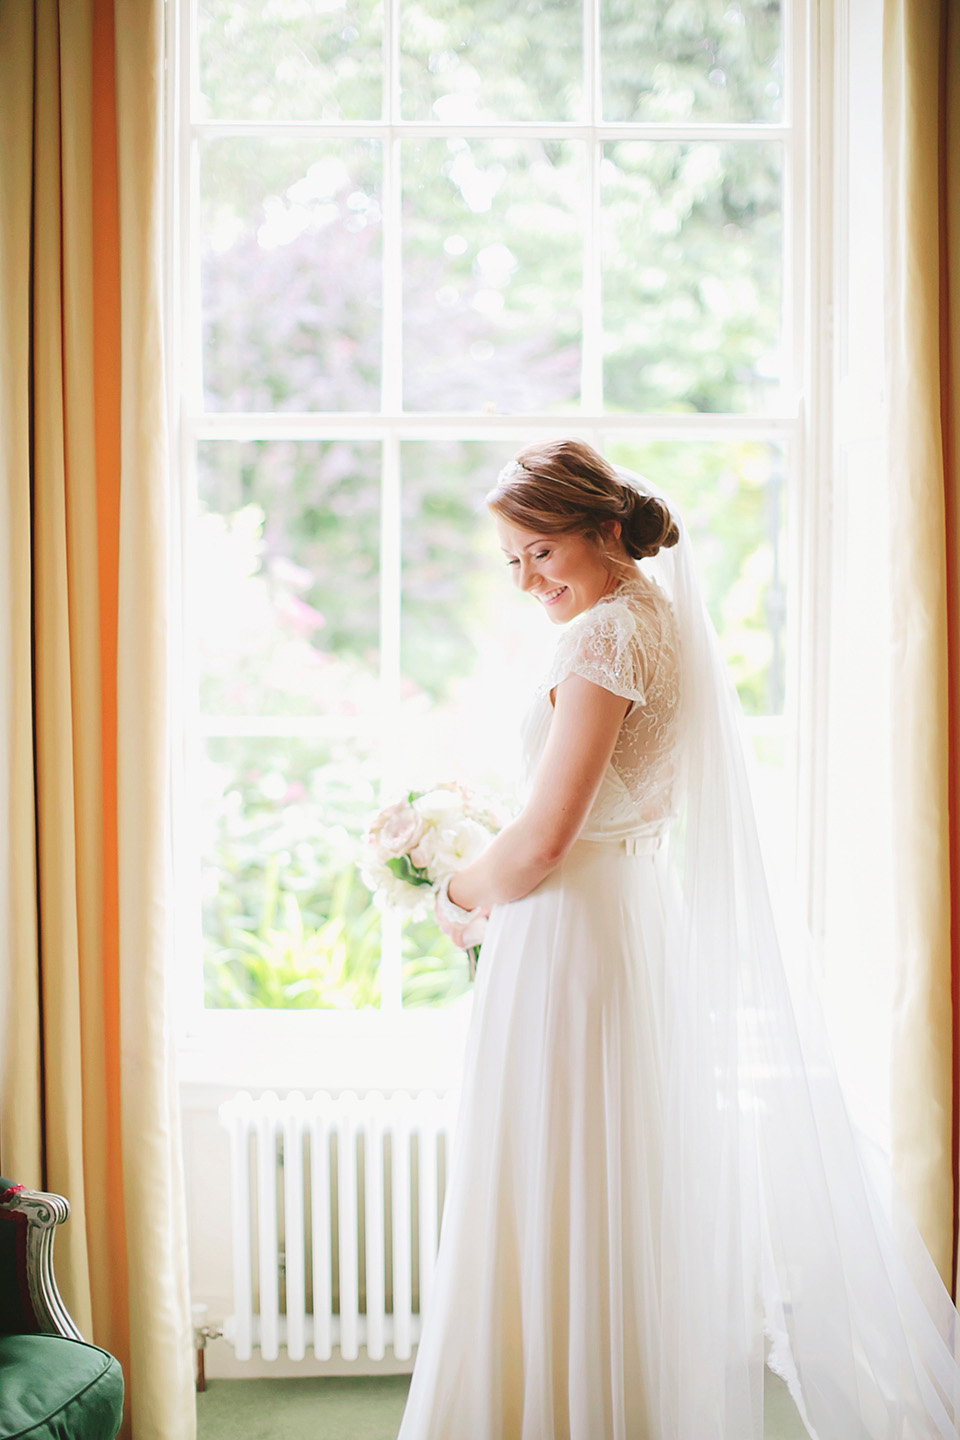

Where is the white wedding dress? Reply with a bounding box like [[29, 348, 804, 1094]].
[[396, 575, 684, 1439], [396, 528, 960, 1440]]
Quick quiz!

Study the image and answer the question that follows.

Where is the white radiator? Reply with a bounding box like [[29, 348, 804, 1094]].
[[218, 1089, 458, 1364]]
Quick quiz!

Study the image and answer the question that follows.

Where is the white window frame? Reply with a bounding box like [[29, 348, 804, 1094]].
[[165, 0, 825, 1085]]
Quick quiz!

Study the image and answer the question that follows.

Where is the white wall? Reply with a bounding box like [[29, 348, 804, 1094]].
[[180, 1009, 473, 1377]]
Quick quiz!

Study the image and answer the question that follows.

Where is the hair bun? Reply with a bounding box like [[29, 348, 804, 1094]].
[[622, 487, 679, 559], [486, 439, 681, 570]]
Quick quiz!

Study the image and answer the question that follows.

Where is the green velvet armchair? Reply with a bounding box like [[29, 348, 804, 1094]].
[[0, 1179, 124, 1440]]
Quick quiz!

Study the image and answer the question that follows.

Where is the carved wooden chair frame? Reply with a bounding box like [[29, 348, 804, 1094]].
[[0, 1183, 83, 1339]]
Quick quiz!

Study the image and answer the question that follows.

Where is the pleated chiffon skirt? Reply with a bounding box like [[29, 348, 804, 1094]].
[[396, 838, 676, 1440]]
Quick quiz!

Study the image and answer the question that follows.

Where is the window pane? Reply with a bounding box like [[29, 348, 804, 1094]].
[[602, 0, 782, 123], [403, 140, 582, 412], [200, 139, 382, 412], [398, 440, 552, 1007], [196, 440, 381, 715], [197, 0, 382, 122], [400, 0, 582, 122], [201, 735, 380, 1010], [197, 440, 383, 1012], [605, 438, 788, 717], [602, 142, 782, 413]]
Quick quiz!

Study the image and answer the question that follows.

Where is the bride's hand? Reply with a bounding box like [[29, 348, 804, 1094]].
[[434, 902, 491, 950], [434, 877, 491, 950], [459, 909, 490, 950]]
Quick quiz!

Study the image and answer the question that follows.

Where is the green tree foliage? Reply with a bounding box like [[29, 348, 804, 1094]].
[[601, 0, 781, 122], [602, 141, 782, 414], [399, 0, 583, 121], [201, 140, 383, 412], [197, 440, 381, 687], [197, 0, 383, 122]]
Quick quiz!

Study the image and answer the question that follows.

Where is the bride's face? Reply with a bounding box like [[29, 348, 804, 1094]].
[[494, 516, 617, 623]]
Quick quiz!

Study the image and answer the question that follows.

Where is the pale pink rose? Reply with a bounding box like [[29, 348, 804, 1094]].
[[372, 800, 427, 860], [409, 825, 445, 874]]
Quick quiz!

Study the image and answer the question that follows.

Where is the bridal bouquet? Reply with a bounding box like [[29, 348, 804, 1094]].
[[360, 783, 504, 977]]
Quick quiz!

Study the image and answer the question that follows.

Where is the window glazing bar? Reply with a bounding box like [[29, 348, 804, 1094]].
[[191, 120, 792, 145], [378, 432, 403, 1013], [189, 412, 801, 443], [580, 0, 603, 411]]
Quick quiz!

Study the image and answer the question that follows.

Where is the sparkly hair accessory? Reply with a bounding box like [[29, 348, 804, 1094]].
[[496, 459, 525, 486]]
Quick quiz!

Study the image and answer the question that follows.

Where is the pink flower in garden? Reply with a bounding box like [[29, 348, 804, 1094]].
[[274, 591, 326, 632]]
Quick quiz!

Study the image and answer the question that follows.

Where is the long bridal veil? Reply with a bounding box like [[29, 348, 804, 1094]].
[[620, 465, 960, 1440]]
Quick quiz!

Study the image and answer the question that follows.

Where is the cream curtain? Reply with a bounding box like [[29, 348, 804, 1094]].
[[0, 2, 195, 1435], [884, 0, 960, 1293]]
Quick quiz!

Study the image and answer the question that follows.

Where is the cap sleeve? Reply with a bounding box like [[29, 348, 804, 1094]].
[[540, 597, 649, 707]]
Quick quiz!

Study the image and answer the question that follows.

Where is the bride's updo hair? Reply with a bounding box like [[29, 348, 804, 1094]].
[[486, 439, 679, 562]]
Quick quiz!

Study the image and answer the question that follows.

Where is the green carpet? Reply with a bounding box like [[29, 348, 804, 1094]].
[[197, 1376, 410, 1440], [197, 1372, 808, 1438]]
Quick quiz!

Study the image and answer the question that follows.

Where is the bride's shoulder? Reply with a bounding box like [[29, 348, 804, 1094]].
[[556, 578, 660, 662], [550, 575, 673, 659], [590, 574, 674, 631], [542, 575, 669, 704]]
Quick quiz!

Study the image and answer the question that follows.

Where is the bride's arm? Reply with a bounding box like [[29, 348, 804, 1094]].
[[446, 674, 630, 910]]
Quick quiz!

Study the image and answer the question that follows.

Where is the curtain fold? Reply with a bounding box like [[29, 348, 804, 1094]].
[[0, 0, 44, 1221], [113, 6, 195, 1433], [0, 3, 195, 1435], [946, 0, 960, 1302], [884, 0, 960, 1294]]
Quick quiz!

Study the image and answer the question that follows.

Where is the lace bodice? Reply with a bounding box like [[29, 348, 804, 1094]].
[[520, 575, 682, 841]]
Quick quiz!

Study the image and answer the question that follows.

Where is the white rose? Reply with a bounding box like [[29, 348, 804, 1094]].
[[422, 818, 492, 880], [360, 853, 392, 892], [412, 828, 456, 879], [371, 871, 423, 914], [449, 817, 492, 866], [372, 799, 427, 860], [411, 787, 462, 825]]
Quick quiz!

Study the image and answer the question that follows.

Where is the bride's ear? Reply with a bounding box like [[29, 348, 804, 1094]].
[[603, 519, 622, 541]]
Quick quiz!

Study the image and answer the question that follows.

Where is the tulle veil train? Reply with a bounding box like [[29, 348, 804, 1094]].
[[629, 464, 960, 1439]]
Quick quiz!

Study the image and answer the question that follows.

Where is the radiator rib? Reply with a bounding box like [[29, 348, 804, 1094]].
[[283, 1093, 306, 1361], [364, 1096, 386, 1362], [310, 1094, 333, 1361]]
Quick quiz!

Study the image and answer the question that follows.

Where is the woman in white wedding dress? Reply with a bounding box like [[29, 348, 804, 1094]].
[[395, 439, 960, 1440]]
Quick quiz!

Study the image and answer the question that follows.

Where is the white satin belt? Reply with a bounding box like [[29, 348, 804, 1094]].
[[577, 832, 665, 856]]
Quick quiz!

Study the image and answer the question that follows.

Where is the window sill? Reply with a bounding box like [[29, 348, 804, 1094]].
[[176, 995, 474, 1093]]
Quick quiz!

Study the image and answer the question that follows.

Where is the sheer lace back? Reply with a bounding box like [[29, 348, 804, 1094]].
[[522, 575, 682, 839]]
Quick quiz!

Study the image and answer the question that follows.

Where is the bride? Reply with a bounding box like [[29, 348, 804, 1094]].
[[395, 439, 960, 1440]]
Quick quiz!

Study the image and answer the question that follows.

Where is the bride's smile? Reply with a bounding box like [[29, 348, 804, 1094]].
[[494, 515, 623, 623]]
